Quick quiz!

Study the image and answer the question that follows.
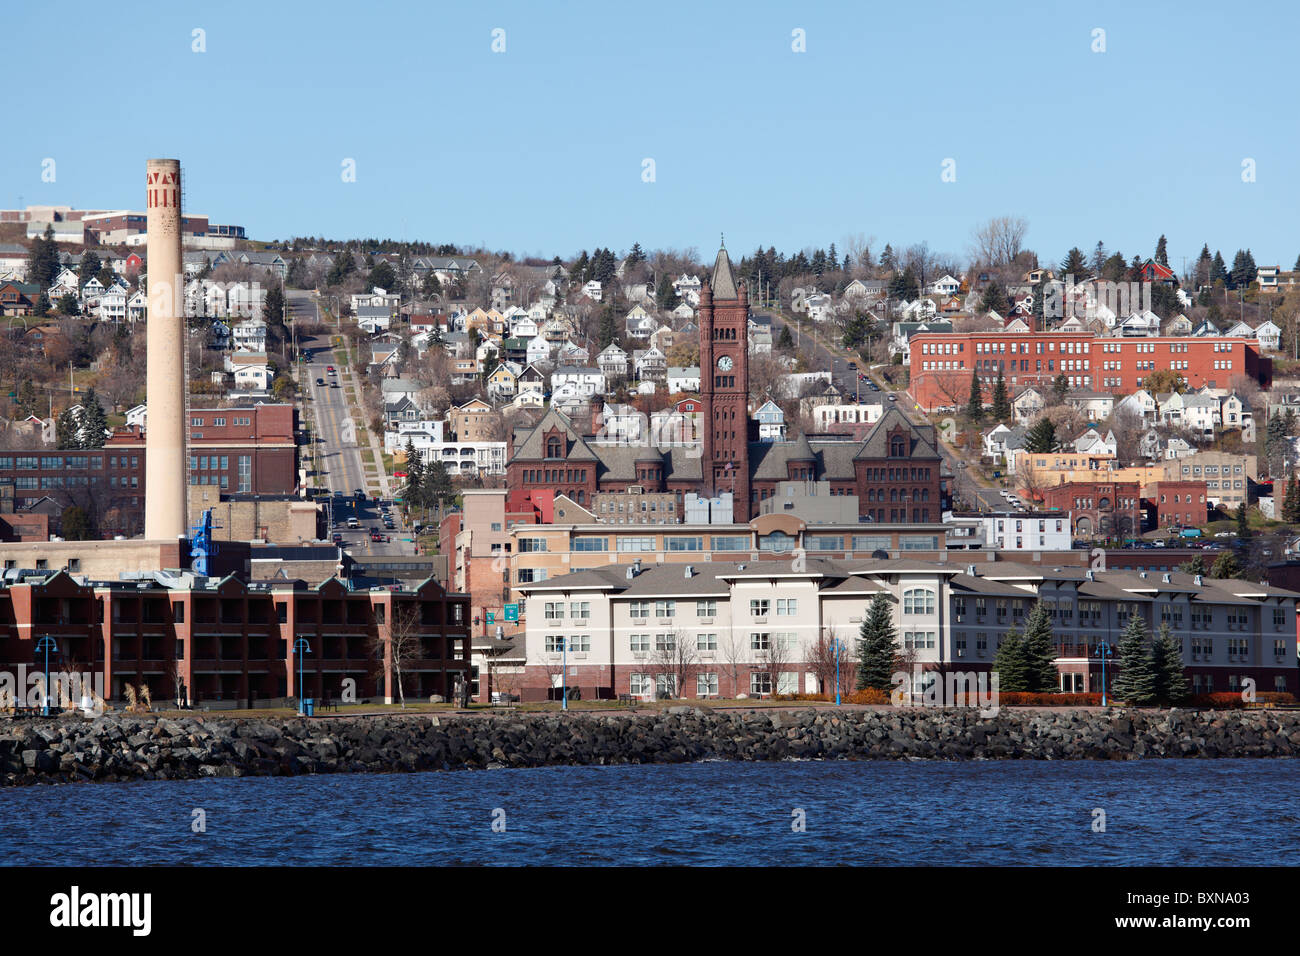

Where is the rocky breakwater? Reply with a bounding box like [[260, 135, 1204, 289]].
[[3, 707, 1300, 785]]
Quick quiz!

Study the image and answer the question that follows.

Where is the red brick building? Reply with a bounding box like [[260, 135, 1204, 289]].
[[0, 405, 298, 537], [506, 245, 947, 522], [1145, 480, 1209, 529], [910, 330, 1269, 411], [1042, 480, 1142, 539], [0, 570, 470, 708]]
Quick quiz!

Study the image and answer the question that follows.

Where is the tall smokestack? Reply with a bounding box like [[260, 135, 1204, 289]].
[[144, 158, 187, 541]]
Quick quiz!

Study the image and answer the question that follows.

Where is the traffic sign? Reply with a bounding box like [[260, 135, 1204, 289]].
[[486, 611, 495, 625], [504, 604, 519, 622]]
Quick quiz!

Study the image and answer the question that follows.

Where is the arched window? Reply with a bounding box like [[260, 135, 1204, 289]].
[[547, 437, 562, 458], [903, 588, 935, 615], [891, 437, 905, 457]]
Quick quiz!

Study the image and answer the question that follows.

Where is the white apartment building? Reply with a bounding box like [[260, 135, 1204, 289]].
[[515, 559, 1298, 702]]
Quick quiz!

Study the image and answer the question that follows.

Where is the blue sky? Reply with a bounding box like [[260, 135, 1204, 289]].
[[8, 0, 1298, 270]]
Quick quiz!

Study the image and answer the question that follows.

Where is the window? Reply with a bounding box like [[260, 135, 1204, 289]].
[[750, 632, 770, 651], [517, 568, 548, 583], [629, 600, 650, 619], [654, 633, 675, 652], [806, 535, 844, 551], [617, 536, 656, 552], [750, 599, 770, 617], [517, 537, 547, 552], [697, 632, 717, 651], [573, 537, 608, 552], [711, 535, 749, 551], [696, 600, 717, 618], [1274, 608, 1286, 629], [667, 536, 703, 551], [751, 673, 773, 696], [544, 634, 565, 653], [570, 601, 590, 620], [630, 633, 650, 652], [629, 674, 651, 696], [544, 602, 564, 620], [655, 674, 678, 698], [776, 599, 798, 616], [568, 633, 591, 652], [903, 588, 935, 615], [697, 673, 718, 697], [654, 600, 675, 618]]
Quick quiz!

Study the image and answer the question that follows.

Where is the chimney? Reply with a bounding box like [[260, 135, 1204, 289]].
[[1162, 573, 1171, 583], [144, 158, 187, 541], [1194, 574, 1203, 586], [684, 565, 695, 578], [633, 559, 642, 575]]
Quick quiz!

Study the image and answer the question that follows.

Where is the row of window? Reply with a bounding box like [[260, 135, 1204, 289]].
[[626, 672, 792, 697]]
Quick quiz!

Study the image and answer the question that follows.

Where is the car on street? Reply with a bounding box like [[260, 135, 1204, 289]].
[[331, 381, 339, 388], [354, 488, 365, 500], [331, 533, 342, 545], [327, 365, 335, 373], [1214, 531, 1235, 537], [887, 394, 897, 402], [347, 516, 360, 529], [316, 378, 324, 386]]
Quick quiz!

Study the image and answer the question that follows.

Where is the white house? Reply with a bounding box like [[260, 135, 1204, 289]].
[[581, 280, 603, 302], [232, 361, 273, 392], [127, 290, 147, 321], [666, 366, 700, 394], [813, 402, 885, 431], [1254, 320, 1282, 352], [625, 304, 656, 339], [1072, 427, 1117, 457], [231, 319, 268, 352], [526, 334, 552, 367], [753, 399, 786, 441], [927, 274, 961, 296], [551, 365, 606, 399], [980, 512, 1073, 551], [226, 282, 265, 318], [598, 343, 628, 378], [98, 284, 127, 322], [1117, 389, 1157, 423]]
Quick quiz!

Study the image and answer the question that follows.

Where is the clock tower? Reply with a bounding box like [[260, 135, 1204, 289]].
[[698, 243, 752, 522]]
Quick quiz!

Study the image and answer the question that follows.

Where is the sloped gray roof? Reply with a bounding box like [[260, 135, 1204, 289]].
[[711, 246, 738, 300]]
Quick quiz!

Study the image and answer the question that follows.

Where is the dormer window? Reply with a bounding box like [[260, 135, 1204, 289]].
[[547, 437, 563, 458], [890, 437, 905, 457]]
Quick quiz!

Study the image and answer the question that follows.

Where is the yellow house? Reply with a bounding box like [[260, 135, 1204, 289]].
[[486, 362, 518, 398]]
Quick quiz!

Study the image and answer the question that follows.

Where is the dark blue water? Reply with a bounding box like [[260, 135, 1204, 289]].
[[3, 760, 1296, 865]]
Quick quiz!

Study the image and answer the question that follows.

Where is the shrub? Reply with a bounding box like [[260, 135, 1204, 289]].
[[997, 692, 1103, 708], [844, 687, 890, 705], [1187, 691, 1296, 710]]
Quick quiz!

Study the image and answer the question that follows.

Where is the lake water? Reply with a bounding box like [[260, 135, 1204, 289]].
[[3, 759, 1296, 866]]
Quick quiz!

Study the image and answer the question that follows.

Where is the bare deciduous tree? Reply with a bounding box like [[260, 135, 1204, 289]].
[[369, 603, 423, 707], [651, 629, 698, 700], [971, 216, 1030, 269], [719, 629, 748, 699]]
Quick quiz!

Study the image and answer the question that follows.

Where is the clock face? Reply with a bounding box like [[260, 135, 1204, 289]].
[[717, 355, 734, 372]]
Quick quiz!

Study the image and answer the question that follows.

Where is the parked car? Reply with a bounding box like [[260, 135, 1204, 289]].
[[331, 532, 342, 545], [316, 377, 324, 386], [1214, 532, 1235, 538]]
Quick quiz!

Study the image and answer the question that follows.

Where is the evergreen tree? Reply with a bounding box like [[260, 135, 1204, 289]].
[[1235, 502, 1249, 538], [1150, 623, 1190, 705], [55, 407, 79, 449], [979, 281, 1009, 315], [26, 225, 61, 289], [626, 242, 645, 266], [78, 251, 101, 285], [1090, 241, 1108, 276], [597, 305, 617, 350], [1110, 614, 1157, 705], [1285, 473, 1300, 524], [879, 244, 895, 270], [1020, 602, 1060, 692], [990, 368, 1010, 422], [1025, 417, 1057, 453], [991, 625, 1029, 692], [1209, 550, 1242, 579], [654, 273, 679, 311], [1059, 247, 1087, 279], [1229, 249, 1257, 289], [60, 506, 93, 541], [1178, 554, 1207, 575], [1154, 234, 1169, 267], [16, 380, 36, 418], [965, 372, 984, 422], [58, 293, 80, 316], [1210, 251, 1228, 285], [78, 387, 107, 448], [403, 439, 424, 506], [777, 325, 794, 351], [856, 593, 898, 690], [1052, 373, 1070, 404], [368, 260, 396, 291]]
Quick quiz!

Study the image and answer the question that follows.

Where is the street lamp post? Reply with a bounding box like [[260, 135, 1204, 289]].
[[294, 637, 312, 715], [35, 636, 57, 716], [1094, 640, 1113, 706]]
